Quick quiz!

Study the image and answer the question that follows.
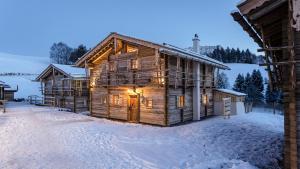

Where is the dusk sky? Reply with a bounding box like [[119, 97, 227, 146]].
[[0, 0, 259, 57]]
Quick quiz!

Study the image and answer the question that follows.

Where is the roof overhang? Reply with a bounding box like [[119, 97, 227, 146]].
[[159, 48, 230, 70], [35, 64, 85, 81], [76, 32, 229, 70], [75, 32, 162, 67]]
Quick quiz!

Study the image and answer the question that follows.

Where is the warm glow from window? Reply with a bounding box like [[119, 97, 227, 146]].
[[158, 77, 165, 85], [131, 59, 138, 69], [202, 94, 209, 105], [127, 45, 138, 53], [146, 99, 153, 108], [177, 96, 185, 108], [112, 95, 120, 105]]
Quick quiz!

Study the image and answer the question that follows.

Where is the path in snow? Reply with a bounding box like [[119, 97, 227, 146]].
[[0, 102, 283, 169]]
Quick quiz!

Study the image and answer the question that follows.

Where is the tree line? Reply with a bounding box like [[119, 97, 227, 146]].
[[50, 42, 89, 65], [207, 47, 264, 64]]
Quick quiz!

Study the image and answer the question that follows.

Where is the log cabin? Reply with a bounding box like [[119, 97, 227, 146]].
[[35, 64, 89, 112], [232, 0, 300, 168], [75, 33, 230, 126], [0, 81, 17, 101]]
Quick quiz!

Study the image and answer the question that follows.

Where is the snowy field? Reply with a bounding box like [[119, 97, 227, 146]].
[[0, 52, 49, 98], [0, 102, 283, 169]]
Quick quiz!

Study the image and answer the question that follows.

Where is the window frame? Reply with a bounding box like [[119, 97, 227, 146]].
[[177, 95, 185, 109]]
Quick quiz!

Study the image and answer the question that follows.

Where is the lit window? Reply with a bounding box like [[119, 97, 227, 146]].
[[177, 96, 185, 108], [112, 95, 120, 105], [127, 45, 138, 53], [131, 59, 138, 70], [146, 99, 153, 108], [202, 94, 209, 105], [109, 62, 115, 72]]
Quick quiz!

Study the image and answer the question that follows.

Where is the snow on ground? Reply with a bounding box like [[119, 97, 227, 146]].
[[0, 52, 49, 98], [221, 63, 269, 88], [0, 102, 283, 169]]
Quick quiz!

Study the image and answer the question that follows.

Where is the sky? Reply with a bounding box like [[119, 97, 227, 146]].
[[0, 0, 259, 57]]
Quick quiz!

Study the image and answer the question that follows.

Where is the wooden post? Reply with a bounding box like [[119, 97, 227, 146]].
[[164, 54, 169, 126]]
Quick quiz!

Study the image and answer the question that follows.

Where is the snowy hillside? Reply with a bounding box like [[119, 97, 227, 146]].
[[0, 52, 49, 98], [221, 63, 269, 89]]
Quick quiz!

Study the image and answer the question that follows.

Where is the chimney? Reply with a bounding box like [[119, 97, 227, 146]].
[[192, 34, 200, 53]]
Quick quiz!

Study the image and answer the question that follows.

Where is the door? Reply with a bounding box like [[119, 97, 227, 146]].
[[128, 95, 139, 122]]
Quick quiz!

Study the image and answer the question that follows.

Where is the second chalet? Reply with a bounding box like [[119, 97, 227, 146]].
[[36, 64, 89, 112], [75, 33, 230, 126]]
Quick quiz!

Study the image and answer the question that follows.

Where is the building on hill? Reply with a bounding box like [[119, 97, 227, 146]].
[[35, 64, 89, 113], [232, 0, 300, 168], [75, 32, 230, 126], [186, 34, 221, 55], [0, 81, 18, 101]]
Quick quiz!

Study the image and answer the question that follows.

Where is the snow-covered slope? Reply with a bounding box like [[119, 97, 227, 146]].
[[221, 63, 269, 89], [0, 52, 49, 98]]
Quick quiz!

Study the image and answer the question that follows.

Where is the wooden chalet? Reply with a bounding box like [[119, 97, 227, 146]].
[[75, 33, 229, 126], [36, 64, 89, 113], [0, 81, 18, 101], [232, 0, 300, 168]]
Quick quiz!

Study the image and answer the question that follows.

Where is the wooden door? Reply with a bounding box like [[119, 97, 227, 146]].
[[128, 95, 139, 122]]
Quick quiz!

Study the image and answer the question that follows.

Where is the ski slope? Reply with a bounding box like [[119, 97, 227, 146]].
[[0, 52, 49, 98]]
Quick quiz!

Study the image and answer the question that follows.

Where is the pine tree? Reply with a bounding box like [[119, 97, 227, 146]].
[[69, 45, 88, 64], [216, 72, 229, 89], [233, 74, 245, 92], [252, 70, 264, 104]]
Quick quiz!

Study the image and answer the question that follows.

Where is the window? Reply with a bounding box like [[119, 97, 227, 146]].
[[146, 99, 153, 108], [202, 94, 209, 105], [100, 95, 107, 105], [109, 62, 116, 72], [127, 45, 138, 53], [177, 96, 185, 108], [131, 59, 138, 70], [112, 95, 120, 105]]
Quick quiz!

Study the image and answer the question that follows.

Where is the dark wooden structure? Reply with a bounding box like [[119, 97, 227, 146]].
[[76, 33, 229, 126], [36, 64, 89, 113], [232, 0, 300, 168], [0, 81, 17, 101]]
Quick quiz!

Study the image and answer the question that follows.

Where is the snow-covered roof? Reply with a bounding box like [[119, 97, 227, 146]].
[[215, 89, 247, 96], [36, 64, 86, 81], [161, 44, 229, 70], [75, 32, 230, 70], [52, 64, 86, 78]]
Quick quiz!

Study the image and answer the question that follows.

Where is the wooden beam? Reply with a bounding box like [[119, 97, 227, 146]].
[[258, 46, 294, 52]]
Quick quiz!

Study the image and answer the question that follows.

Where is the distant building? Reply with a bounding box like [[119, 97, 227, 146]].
[[186, 34, 221, 55], [0, 81, 18, 101], [35, 64, 89, 113]]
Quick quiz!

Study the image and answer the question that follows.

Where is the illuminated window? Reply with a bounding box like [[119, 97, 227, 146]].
[[112, 95, 120, 105], [127, 45, 138, 53], [109, 62, 116, 72], [146, 99, 153, 108], [202, 94, 209, 105], [177, 96, 185, 108], [131, 59, 138, 70]]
